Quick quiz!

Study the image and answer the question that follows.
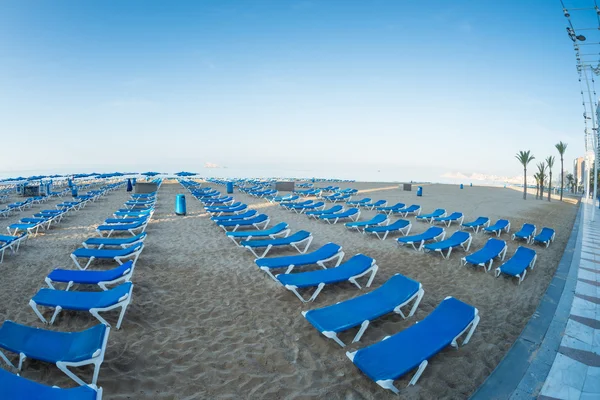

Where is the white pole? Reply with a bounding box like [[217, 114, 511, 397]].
[[582, 66, 598, 208]]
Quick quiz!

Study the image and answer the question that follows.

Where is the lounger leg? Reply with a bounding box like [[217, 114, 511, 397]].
[[307, 283, 326, 302], [352, 320, 370, 343], [0, 349, 15, 369], [29, 300, 49, 324], [408, 360, 429, 386], [324, 331, 347, 347], [49, 305, 63, 325], [407, 288, 424, 317]]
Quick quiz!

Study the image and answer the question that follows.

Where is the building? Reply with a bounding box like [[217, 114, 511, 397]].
[[574, 157, 585, 190]]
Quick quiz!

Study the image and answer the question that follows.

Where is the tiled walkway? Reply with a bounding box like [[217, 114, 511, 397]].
[[540, 202, 600, 399]]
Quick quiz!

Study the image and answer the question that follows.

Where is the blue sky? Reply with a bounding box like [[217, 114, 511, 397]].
[[0, 1, 587, 181]]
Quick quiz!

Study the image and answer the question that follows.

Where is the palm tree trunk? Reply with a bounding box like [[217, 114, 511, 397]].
[[560, 157, 564, 201], [536, 183, 539, 199], [548, 172, 552, 202], [523, 168, 527, 199]]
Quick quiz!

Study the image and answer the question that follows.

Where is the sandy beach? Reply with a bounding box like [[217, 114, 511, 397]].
[[0, 181, 578, 399]]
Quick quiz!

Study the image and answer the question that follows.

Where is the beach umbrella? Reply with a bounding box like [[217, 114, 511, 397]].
[[141, 171, 160, 176], [175, 171, 197, 177], [127, 179, 133, 192]]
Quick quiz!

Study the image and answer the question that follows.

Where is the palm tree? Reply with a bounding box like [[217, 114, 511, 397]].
[[566, 173, 575, 192], [537, 162, 547, 200], [546, 155, 555, 202], [555, 141, 568, 201], [515, 150, 535, 199], [534, 172, 540, 199]]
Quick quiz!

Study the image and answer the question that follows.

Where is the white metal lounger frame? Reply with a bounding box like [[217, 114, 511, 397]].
[[425, 234, 472, 259], [259, 250, 345, 281], [511, 226, 537, 244], [30, 284, 133, 330], [0, 326, 111, 387], [71, 244, 144, 270], [7, 222, 45, 237], [433, 214, 465, 227], [227, 227, 290, 246], [346, 297, 479, 393], [366, 222, 412, 240], [283, 260, 379, 303], [308, 282, 424, 348], [219, 217, 270, 232], [460, 244, 508, 272], [321, 209, 360, 225], [398, 230, 446, 251], [244, 234, 313, 258], [494, 253, 537, 284], [485, 222, 511, 237], [296, 203, 326, 214], [365, 201, 387, 210], [461, 219, 491, 233]]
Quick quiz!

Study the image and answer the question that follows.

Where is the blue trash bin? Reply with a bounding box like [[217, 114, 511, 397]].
[[226, 182, 234, 194], [470, 183, 472, 187], [71, 187, 78, 198], [132, 178, 137, 186], [175, 194, 186, 216], [417, 186, 423, 197], [460, 184, 464, 189]]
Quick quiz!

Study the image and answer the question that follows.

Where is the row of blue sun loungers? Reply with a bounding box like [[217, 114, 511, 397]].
[[0, 180, 139, 398], [180, 180, 481, 393]]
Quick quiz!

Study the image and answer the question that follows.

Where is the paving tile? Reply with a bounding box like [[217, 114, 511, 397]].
[[572, 297, 597, 319], [576, 280, 598, 297], [541, 353, 587, 395], [582, 366, 600, 394]]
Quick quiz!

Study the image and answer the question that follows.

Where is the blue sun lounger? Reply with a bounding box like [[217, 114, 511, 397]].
[[211, 209, 257, 222], [512, 223, 536, 243], [306, 205, 343, 218], [433, 212, 464, 227], [277, 254, 378, 302], [255, 242, 344, 280], [217, 214, 269, 231], [319, 208, 360, 224], [280, 200, 312, 210], [461, 238, 507, 271], [532, 227, 556, 248], [398, 227, 445, 251], [82, 232, 147, 249], [206, 203, 247, 216], [347, 198, 371, 206], [423, 231, 472, 259], [241, 230, 313, 258], [293, 201, 325, 214], [364, 219, 411, 240], [0, 321, 110, 386], [394, 204, 421, 217], [376, 203, 405, 215], [0, 367, 103, 400], [494, 246, 537, 284], [46, 260, 135, 291], [96, 220, 148, 237], [345, 214, 388, 232], [226, 222, 290, 245], [461, 216, 490, 233], [416, 208, 446, 223], [363, 199, 387, 210], [7, 220, 47, 237], [483, 219, 511, 237], [113, 208, 154, 218], [30, 282, 133, 329], [302, 274, 424, 347], [346, 297, 479, 393], [0, 233, 27, 263], [71, 243, 144, 270]]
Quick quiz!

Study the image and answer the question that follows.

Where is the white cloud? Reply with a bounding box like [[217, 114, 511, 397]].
[[205, 162, 220, 169]]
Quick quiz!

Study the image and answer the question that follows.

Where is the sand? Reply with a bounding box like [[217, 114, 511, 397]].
[[0, 181, 578, 399]]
